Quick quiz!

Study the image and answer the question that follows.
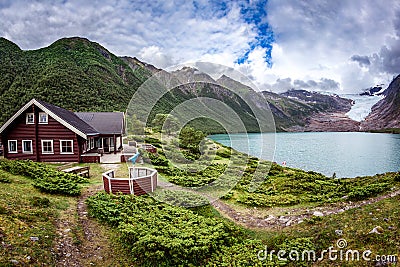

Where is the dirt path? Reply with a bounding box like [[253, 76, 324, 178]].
[[53, 184, 106, 266], [212, 189, 400, 229]]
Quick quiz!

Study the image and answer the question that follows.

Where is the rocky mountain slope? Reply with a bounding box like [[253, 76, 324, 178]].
[[361, 75, 400, 130], [1, 37, 396, 133]]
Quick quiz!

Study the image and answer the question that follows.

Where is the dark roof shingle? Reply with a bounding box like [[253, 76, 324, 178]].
[[75, 112, 125, 135]]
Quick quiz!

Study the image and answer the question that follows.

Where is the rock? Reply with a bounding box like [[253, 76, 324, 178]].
[[313, 211, 324, 217], [30, 236, 39, 241], [383, 218, 389, 222], [265, 215, 275, 221], [337, 209, 345, 213], [341, 195, 348, 199], [388, 226, 395, 230], [297, 220, 303, 224], [368, 226, 384, 234], [335, 230, 343, 236], [285, 220, 292, 227], [10, 259, 19, 265], [278, 216, 290, 223], [64, 228, 71, 233]]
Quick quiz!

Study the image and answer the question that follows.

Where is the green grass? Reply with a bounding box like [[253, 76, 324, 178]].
[[0, 172, 69, 265], [252, 195, 400, 266]]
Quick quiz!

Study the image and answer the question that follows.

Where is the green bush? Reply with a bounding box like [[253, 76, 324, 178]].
[[0, 170, 11, 183], [348, 182, 390, 200], [394, 172, 400, 182], [0, 159, 87, 195], [29, 196, 51, 208], [86, 192, 247, 266]]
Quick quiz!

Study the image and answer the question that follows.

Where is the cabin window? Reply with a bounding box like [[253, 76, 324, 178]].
[[22, 140, 33, 153], [8, 140, 17, 153], [41, 140, 53, 154], [97, 139, 103, 148], [89, 138, 95, 149], [60, 140, 73, 154], [39, 112, 48, 124], [26, 113, 34, 124]]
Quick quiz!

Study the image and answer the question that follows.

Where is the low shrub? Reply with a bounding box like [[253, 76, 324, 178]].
[[0, 159, 87, 195], [0, 170, 11, 183], [394, 172, 400, 182], [30, 196, 51, 208], [348, 182, 391, 200], [86, 192, 247, 266]]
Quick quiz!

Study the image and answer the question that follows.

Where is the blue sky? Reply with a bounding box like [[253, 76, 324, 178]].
[[0, 0, 399, 92]]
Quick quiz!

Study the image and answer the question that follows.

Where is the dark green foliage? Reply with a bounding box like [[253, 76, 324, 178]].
[[144, 136, 161, 144], [86, 192, 249, 266], [151, 113, 179, 134], [394, 172, 400, 182], [148, 153, 169, 167], [0, 170, 11, 183], [179, 126, 206, 151], [0, 159, 87, 195], [29, 196, 51, 208], [347, 182, 391, 200], [216, 148, 232, 158], [165, 163, 227, 187], [232, 161, 398, 206], [0, 37, 152, 125]]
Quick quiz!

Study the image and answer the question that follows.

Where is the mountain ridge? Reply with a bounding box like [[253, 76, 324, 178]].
[[0, 37, 397, 133]]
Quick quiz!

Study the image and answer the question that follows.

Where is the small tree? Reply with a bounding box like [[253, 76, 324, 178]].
[[179, 126, 206, 154], [126, 114, 144, 135]]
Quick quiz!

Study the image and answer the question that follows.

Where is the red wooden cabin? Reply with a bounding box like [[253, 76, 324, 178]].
[[0, 99, 125, 162]]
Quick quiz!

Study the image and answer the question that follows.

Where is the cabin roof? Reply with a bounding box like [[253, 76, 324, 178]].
[[0, 99, 100, 139], [75, 112, 125, 135]]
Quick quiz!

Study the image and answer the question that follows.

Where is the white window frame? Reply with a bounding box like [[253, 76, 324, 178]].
[[22, 140, 33, 154], [26, 113, 34, 124], [41, 140, 54, 154], [60, 140, 74, 154], [38, 112, 48, 124], [8, 140, 18, 153]]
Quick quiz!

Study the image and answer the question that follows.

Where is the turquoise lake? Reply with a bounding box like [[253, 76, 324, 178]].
[[209, 132, 400, 178]]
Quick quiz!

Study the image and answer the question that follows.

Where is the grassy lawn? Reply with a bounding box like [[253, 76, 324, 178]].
[[0, 170, 69, 265], [0, 162, 135, 266]]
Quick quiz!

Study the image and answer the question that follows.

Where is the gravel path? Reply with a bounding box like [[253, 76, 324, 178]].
[[212, 189, 400, 229]]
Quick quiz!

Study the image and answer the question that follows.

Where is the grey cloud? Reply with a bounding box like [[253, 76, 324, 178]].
[[359, 9, 400, 75], [350, 55, 371, 67], [263, 77, 293, 92], [318, 78, 340, 91], [293, 78, 339, 91]]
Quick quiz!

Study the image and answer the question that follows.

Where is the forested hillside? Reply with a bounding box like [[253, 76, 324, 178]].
[[0, 37, 152, 124], [0, 37, 368, 133]]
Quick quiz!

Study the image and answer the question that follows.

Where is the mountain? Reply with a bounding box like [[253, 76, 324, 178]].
[[0, 37, 152, 125], [361, 75, 400, 130], [1, 37, 391, 133], [259, 89, 359, 131], [360, 84, 385, 96]]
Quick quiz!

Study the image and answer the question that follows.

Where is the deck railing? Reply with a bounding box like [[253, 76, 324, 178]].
[[102, 167, 157, 196]]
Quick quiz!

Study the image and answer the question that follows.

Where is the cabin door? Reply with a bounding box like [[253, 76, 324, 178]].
[[103, 138, 110, 153]]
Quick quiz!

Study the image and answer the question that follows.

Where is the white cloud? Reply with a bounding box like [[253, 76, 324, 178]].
[[0, 0, 399, 93], [260, 0, 400, 92]]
